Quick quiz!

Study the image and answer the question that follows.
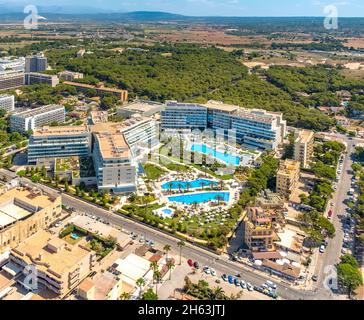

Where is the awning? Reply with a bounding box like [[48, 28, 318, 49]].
[[2, 262, 22, 277], [252, 251, 281, 260]]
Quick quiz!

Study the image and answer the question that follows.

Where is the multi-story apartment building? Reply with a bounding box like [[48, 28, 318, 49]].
[[63, 81, 128, 102], [92, 132, 137, 193], [58, 70, 84, 81], [25, 72, 59, 87], [0, 94, 15, 112], [0, 186, 62, 253], [10, 104, 65, 133], [0, 71, 24, 90], [293, 129, 314, 169], [8, 229, 96, 296], [119, 114, 160, 156], [25, 53, 47, 73], [0, 57, 25, 72], [276, 159, 300, 199], [28, 125, 91, 164], [161, 100, 286, 150], [244, 207, 275, 252]]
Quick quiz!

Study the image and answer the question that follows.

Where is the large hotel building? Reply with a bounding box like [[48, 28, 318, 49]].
[[10, 104, 65, 133], [28, 115, 158, 194], [161, 100, 287, 150], [28, 125, 91, 164]]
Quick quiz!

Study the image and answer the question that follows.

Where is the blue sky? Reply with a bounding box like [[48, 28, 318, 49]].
[[2, 0, 364, 16]]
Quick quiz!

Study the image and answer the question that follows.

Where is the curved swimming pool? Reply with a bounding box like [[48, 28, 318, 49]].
[[162, 179, 218, 190], [168, 192, 230, 204], [190, 143, 240, 166]]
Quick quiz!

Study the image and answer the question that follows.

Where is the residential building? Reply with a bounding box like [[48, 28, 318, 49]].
[[293, 129, 314, 169], [7, 230, 96, 296], [0, 94, 15, 112], [335, 115, 350, 126], [25, 53, 47, 73], [28, 125, 91, 164], [89, 111, 108, 125], [0, 71, 24, 90], [0, 57, 25, 72], [58, 70, 84, 81], [92, 132, 137, 193], [63, 81, 128, 102], [244, 207, 276, 252], [10, 104, 65, 133], [117, 100, 164, 118], [119, 114, 160, 156], [276, 159, 300, 199], [78, 272, 124, 300], [0, 186, 62, 253], [25, 73, 59, 87], [161, 100, 286, 150]]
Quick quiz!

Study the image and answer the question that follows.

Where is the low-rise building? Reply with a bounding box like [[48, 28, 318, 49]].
[[0, 186, 62, 253], [58, 70, 84, 81], [8, 230, 96, 297], [117, 100, 164, 118], [276, 159, 300, 199], [63, 81, 128, 102], [10, 104, 65, 133], [0, 94, 15, 113], [89, 110, 108, 124], [293, 129, 314, 169], [25, 73, 59, 87]]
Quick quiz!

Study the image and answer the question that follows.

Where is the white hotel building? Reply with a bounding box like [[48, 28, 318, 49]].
[[10, 104, 65, 133], [161, 100, 287, 150], [0, 94, 15, 113]]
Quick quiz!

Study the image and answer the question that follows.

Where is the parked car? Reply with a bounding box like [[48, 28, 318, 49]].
[[193, 261, 200, 269], [203, 266, 211, 274], [228, 275, 234, 284], [312, 275, 318, 282], [266, 280, 277, 289], [247, 283, 254, 291], [210, 268, 216, 276], [221, 274, 228, 281], [234, 278, 240, 286], [319, 245, 325, 253], [240, 280, 247, 289], [187, 259, 194, 267]]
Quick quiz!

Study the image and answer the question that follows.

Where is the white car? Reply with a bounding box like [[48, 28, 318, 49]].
[[210, 268, 216, 276], [266, 280, 277, 289], [319, 245, 325, 253]]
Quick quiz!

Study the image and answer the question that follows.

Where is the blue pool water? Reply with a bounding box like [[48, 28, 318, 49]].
[[162, 208, 173, 215], [168, 192, 230, 204], [190, 144, 240, 166], [71, 233, 80, 240], [161, 179, 218, 190]]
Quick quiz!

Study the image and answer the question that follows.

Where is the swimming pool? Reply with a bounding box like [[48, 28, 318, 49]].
[[168, 192, 230, 204], [161, 179, 218, 190], [190, 144, 240, 166], [162, 208, 173, 215], [71, 233, 80, 240], [153, 207, 175, 218]]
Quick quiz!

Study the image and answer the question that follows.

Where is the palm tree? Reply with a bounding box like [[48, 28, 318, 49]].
[[219, 180, 224, 190], [178, 183, 183, 193], [177, 240, 186, 265], [166, 260, 175, 280], [136, 277, 146, 299], [215, 195, 223, 205], [168, 182, 173, 194], [153, 270, 161, 295], [163, 244, 171, 261], [150, 261, 158, 272], [186, 182, 191, 192], [210, 286, 225, 300], [120, 292, 131, 300], [200, 181, 206, 190]]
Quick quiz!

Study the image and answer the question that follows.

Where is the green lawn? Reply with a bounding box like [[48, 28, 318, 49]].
[[143, 163, 167, 180]]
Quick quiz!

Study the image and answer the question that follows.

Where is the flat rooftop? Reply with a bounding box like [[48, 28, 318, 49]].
[[295, 129, 314, 144], [121, 100, 163, 113], [203, 100, 239, 113], [13, 104, 64, 118], [278, 159, 300, 177], [0, 188, 57, 228], [11, 230, 91, 277], [95, 132, 130, 159], [33, 125, 89, 137]]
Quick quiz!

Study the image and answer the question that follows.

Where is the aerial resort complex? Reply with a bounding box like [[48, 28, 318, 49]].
[[0, 7, 362, 302]]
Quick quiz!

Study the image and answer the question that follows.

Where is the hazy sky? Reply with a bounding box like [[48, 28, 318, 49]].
[[2, 0, 364, 16]]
